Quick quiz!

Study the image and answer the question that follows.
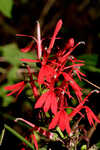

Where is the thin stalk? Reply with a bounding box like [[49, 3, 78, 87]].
[[82, 77, 100, 90], [4, 124, 34, 150]]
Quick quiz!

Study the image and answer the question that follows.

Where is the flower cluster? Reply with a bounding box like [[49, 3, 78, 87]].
[[5, 19, 100, 137]]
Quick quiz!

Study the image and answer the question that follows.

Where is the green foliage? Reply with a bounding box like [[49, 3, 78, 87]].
[[78, 54, 100, 73], [0, 86, 13, 107], [96, 141, 100, 148], [0, 43, 37, 107], [0, 0, 13, 18]]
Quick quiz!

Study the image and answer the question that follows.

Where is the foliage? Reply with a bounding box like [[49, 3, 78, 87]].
[[78, 54, 100, 73], [0, 0, 13, 18]]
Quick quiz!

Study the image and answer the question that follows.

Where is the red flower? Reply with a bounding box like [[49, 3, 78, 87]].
[[4, 81, 26, 98], [49, 109, 71, 135], [84, 106, 100, 127], [38, 65, 56, 84], [69, 90, 100, 128], [62, 72, 83, 102], [35, 90, 57, 114]]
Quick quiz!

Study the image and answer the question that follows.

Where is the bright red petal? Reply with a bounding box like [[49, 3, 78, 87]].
[[58, 111, 66, 131], [51, 92, 57, 114], [20, 58, 40, 63], [35, 91, 49, 108], [49, 111, 60, 129], [66, 120, 71, 135], [4, 81, 24, 90], [21, 42, 33, 53], [43, 91, 51, 112], [47, 19, 62, 54]]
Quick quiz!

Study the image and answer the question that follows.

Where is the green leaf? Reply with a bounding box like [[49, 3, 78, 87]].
[[0, 43, 37, 67], [0, 85, 14, 107], [78, 54, 98, 66], [0, 128, 5, 146], [96, 141, 100, 148], [0, 0, 13, 18], [4, 124, 34, 150], [78, 54, 100, 73]]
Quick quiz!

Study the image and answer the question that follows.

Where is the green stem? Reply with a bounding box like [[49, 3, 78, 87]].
[[4, 124, 34, 150], [56, 127, 64, 138]]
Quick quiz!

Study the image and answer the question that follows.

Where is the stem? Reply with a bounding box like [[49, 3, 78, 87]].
[[82, 77, 100, 90], [56, 127, 64, 138], [4, 124, 34, 150]]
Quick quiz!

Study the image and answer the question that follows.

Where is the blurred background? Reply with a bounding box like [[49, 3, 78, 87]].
[[0, 0, 100, 150]]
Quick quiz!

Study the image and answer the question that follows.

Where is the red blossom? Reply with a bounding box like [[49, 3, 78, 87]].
[[49, 109, 71, 135], [4, 81, 26, 98], [11, 19, 100, 140], [62, 72, 83, 102], [35, 90, 57, 114], [38, 65, 56, 84], [47, 19, 62, 55], [84, 106, 100, 127]]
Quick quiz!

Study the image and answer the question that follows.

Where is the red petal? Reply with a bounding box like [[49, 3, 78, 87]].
[[6, 88, 20, 96], [85, 106, 100, 124], [58, 111, 66, 131], [51, 92, 57, 114], [35, 91, 49, 108], [32, 134, 38, 150], [4, 81, 24, 90], [66, 120, 71, 135], [47, 19, 62, 54], [43, 91, 51, 112], [21, 42, 33, 53], [20, 58, 40, 63], [49, 111, 60, 129], [16, 84, 25, 98], [86, 108, 94, 126]]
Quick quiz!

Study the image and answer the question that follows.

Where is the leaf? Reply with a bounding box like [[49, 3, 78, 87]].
[[78, 54, 100, 73], [0, 128, 5, 146], [0, 0, 13, 18], [0, 85, 14, 107], [0, 43, 37, 67], [96, 141, 100, 148]]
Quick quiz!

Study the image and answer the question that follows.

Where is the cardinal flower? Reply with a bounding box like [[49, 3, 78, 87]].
[[62, 72, 83, 102], [35, 90, 57, 114], [84, 106, 100, 127], [38, 65, 56, 84], [4, 81, 26, 98], [49, 109, 71, 135]]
